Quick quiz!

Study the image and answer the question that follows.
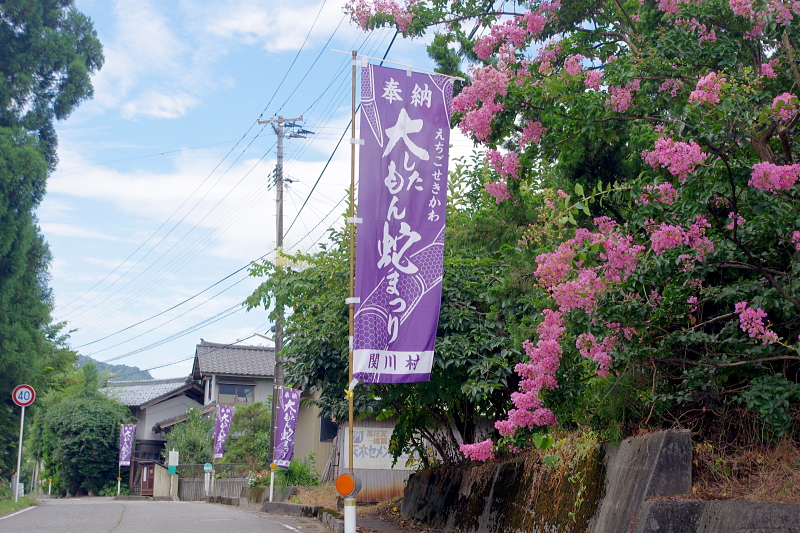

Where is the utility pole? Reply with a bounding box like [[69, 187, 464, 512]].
[[257, 114, 312, 461]]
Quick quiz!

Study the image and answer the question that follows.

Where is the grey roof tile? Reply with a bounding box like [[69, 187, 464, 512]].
[[193, 340, 275, 378], [100, 377, 194, 407]]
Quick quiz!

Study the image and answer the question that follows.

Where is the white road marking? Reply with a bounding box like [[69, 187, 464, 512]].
[[0, 506, 36, 520]]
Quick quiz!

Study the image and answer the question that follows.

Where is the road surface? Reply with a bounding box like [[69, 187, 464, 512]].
[[0, 497, 330, 533]]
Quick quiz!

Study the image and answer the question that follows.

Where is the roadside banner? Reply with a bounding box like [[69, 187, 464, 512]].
[[118, 424, 136, 466], [213, 405, 235, 460], [353, 63, 454, 383], [273, 387, 301, 468]]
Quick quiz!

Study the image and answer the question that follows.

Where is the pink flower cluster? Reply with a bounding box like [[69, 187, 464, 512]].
[[564, 54, 585, 76], [730, 0, 755, 18], [689, 72, 726, 105], [749, 162, 800, 193], [643, 136, 708, 182], [606, 79, 641, 112], [453, 66, 509, 142], [460, 438, 495, 461], [343, 0, 417, 32], [792, 231, 800, 251], [576, 332, 615, 377], [734, 302, 778, 344], [772, 93, 798, 121], [486, 181, 511, 203], [637, 182, 679, 205], [649, 216, 714, 261], [659, 79, 681, 97], [495, 310, 564, 437], [584, 70, 603, 90], [535, 42, 562, 74], [520, 120, 546, 148], [658, 0, 689, 14], [674, 17, 717, 43], [726, 212, 746, 230], [760, 58, 780, 78], [486, 149, 521, 180], [471, 1, 561, 61]]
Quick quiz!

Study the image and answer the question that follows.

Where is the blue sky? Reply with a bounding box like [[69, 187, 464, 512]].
[[39, 0, 476, 379]]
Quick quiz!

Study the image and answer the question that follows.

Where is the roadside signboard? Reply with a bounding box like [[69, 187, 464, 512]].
[[12, 384, 35, 407]]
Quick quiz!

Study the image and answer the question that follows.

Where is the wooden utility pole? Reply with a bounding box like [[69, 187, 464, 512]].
[[257, 114, 309, 461]]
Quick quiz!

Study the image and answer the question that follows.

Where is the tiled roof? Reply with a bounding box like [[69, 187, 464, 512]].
[[192, 340, 275, 379], [100, 377, 195, 407]]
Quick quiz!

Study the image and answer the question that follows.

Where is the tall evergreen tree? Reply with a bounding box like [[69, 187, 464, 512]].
[[0, 0, 103, 474]]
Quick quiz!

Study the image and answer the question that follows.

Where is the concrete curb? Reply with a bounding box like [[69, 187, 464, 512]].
[[112, 495, 151, 501], [260, 501, 322, 517], [208, 495, 247, 506]]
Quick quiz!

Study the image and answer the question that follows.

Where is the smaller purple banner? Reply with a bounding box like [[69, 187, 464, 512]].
[[273, 388, 301, 468], [118, 424, 136, 466], [213, 405, 235, 460]]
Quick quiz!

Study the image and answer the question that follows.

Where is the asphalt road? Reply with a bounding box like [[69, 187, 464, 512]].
[[0, 498, 330, 533]]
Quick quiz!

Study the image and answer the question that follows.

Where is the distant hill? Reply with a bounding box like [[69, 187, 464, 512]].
[[76, 355, 154, 381]]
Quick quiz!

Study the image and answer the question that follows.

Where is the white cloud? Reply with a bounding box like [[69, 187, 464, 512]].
[[40, 222, 122, 241], [121, 91, 202, 120]]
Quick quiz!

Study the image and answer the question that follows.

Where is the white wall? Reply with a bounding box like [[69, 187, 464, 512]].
[[141, 395, 202, 441]]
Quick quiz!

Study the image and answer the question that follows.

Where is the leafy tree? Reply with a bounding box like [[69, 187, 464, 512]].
[[163, 407, 213, 464], [31, 363, 129, 495], [222, 401, 272, 467], [346, 0, 800, 454], [0, 0, 103, 474]]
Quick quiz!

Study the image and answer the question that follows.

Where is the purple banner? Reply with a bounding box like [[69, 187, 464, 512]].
[[353, 64, 454, 383], [273, 387, 301, 468], [213, 405, 234, 460], [118, 424, 136, 466]]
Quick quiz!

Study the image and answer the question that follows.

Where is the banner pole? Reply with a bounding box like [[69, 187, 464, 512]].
[[117, 465, 121, 495], [348, 50, 357, 476]]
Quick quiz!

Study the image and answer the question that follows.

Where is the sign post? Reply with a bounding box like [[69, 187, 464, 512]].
[[12, 384, 35, 502], [203, 463, 212, 497]]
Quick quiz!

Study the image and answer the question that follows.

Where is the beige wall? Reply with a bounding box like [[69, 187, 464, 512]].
[[153, 463, 173, 497], [292, 391, 334, 477], [141, 395, 202, 441]]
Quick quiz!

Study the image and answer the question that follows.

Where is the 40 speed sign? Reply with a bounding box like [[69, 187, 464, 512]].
[[12, 384, 35, 407]]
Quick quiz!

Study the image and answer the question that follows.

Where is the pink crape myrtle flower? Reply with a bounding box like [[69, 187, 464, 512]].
[[689, 72, 726, 105], [760, 58, 780, 78], [486, 181, 511, 203], [792, 231, 800, 251], [520, 120, 546, 148], [486, 149, 521, 180], [343, 0, 418, 32], [564, 54, 585, 76], [734, 302, 778, 344], [726, 212, 746, 230], [637, 182, 679, 205], [495, 309, 565, 437], [772, 93, 798, 121], [642, 136, 708, 182], [460, 439, 495, 461], [659, 79, 681, 97], [749, 162, 800, 193], [606, 79, 640, 112], [730, 0, 755, 18], [584, 70, 603, 90], [650, 223, 685, 255], [576, 332, 616, 377]]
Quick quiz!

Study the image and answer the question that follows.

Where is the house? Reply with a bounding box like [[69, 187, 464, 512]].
[[191, 340, 276, 407], [100, 377, 204, 495]]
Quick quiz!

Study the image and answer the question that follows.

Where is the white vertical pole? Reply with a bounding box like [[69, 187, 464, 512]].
[[269, 470, 274, 502], [15, 405, 25, 502], [48, 478, 52, 496], [344, 497, 357, 533]]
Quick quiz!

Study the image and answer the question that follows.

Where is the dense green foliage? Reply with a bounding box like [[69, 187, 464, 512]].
[[222, 401, 272, 466], [0, 0, 103, 474], [30, 363, 129, 496], [163, 406, 213, 464]]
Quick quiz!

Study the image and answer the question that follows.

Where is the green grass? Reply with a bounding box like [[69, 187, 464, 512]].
[[0, 497, 38, 517]]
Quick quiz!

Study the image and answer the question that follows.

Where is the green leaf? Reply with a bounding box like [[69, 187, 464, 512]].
[[575, 183, 584, 197]]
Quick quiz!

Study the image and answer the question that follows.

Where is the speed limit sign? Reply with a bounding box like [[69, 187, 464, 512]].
[[12, 384, 35, 407]]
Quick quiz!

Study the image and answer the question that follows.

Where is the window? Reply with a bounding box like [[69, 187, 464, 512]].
[[218, 384, 254, 405], [320, 416, 337, 442]]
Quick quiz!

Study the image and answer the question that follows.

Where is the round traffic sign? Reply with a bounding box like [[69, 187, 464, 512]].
[[203, 463, 213, 473], [12, 384, 35, 407]]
